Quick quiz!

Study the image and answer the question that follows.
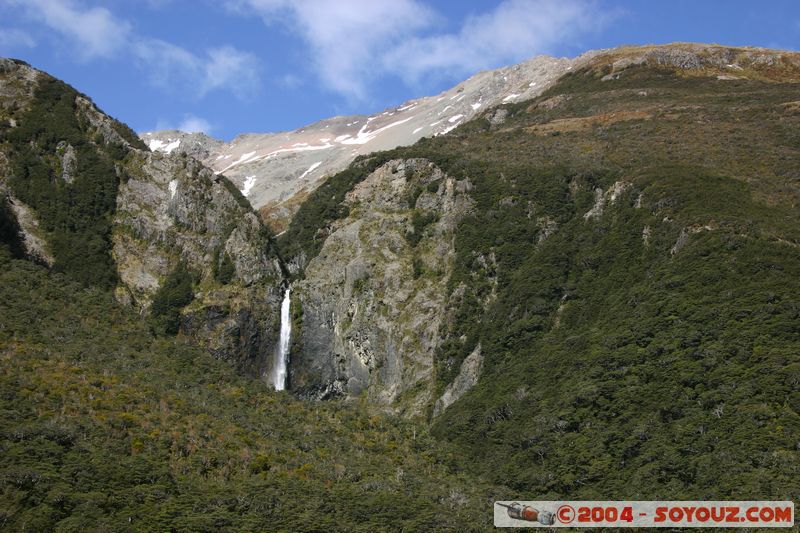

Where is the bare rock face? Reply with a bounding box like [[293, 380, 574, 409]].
[[593, 43, 800, 83], [433, 344, 483, 417], [114, 150, 285, 374], [55, 141, 77, 183], [5, 195, 53, 265], [291, 159, 473, 416]]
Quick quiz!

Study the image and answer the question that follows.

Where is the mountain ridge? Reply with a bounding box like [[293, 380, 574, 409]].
[[142, 42, 800, 233], [142, 52, 577, 231]]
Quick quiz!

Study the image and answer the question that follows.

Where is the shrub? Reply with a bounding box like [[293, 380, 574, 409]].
[[148, 263, 195, 335]]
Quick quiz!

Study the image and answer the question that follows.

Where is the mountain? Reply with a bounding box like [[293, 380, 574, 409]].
[[142, 54, 576, 232], [0, 58, 285, 377], [0, 56, 497, 531], [279, 42, 800, 494], [2, 42, 800, 529]]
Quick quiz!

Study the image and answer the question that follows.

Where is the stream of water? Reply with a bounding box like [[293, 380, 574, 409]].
[[272, 286, 291, 391]]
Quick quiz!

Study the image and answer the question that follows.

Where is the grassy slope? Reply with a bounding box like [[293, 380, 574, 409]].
[[0, 249, 498, 531], [283, 62, 800, 501]]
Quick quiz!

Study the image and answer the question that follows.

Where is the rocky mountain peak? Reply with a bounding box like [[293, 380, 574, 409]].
[[141, 53, 575, 232], [142, 42, 800, 234]]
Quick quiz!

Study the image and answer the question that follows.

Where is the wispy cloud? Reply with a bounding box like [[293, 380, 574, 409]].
[[230, 0, 436, 101], [134, 40, 260, 100], [0, 27, 36, 50], [178, 115, 212, 133], [155, 114, 213, 134], [230, 0, 607, 100], [8, 0, 130, 60], [202, 46, 260, 100], [278, 73, 303, 89], [7, 0, 260, 100], [386, 0, 606, 85]]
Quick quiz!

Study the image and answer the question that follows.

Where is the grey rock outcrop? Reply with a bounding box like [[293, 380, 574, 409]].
[[114, 149, 285, 375], [291, 159, 473, 416], [5, 195, 53, 265], [55, 141, 77, 183], [432, 344, 483, 417]]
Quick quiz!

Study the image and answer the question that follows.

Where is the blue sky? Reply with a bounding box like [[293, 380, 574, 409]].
[[1, 0, 798, 140]]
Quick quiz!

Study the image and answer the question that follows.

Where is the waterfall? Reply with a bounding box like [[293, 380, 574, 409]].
[[272, 286, 291, 391]]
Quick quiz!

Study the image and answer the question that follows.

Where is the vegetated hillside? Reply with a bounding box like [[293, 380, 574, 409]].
[[0, 58, 289, 377], [280, 44, 800, 500], [0, 59, 504, 531], [0, 249, 497, 531], [0, 61, 146, 287]]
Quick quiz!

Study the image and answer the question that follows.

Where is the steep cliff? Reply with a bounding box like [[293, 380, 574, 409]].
[[0, 58, 286, 376], [113, 149, 285, 375], [291, 158, 473, 414]]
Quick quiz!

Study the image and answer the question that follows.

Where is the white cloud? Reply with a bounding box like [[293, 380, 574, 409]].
[[133, 38, 198, 88], [202, 46, 260, 99], [155, 114, 213, 134], [232, 0, 436, 100], [178, 115, 212, 134], [6, 0, 260, 100], [233, 0, 607, 100], [0, 27, 36, 49], [386, 0, 605, 85], [9, 0, 130, 60], [133, 39, 260, 100]]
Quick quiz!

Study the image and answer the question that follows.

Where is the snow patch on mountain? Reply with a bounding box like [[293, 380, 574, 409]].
[[149, 138, 181, 154], [241, 175, 257, 197], [299, 162, 321, 180]]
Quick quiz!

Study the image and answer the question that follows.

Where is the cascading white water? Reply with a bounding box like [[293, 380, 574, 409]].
[[272, 286, 291, 391]]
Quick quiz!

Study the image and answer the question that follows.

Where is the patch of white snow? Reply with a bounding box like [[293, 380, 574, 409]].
[[298, 162, 322, 180], [340, 116, 415, 145], [241, 175, 257, 197]]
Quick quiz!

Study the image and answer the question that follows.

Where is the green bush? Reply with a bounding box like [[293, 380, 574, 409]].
[[4, 75, 125, 288], [0, 249, 496, 530], [405, 209, 437, 247], [0, 196, 25, 258], [148, 263, 195, 335], [214, 250, 236, 284]]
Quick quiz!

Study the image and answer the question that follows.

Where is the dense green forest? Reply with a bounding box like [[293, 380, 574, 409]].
[[281, 63, 800, 501], [1, 75, 146, 288], [0, 248, 497, 531]]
